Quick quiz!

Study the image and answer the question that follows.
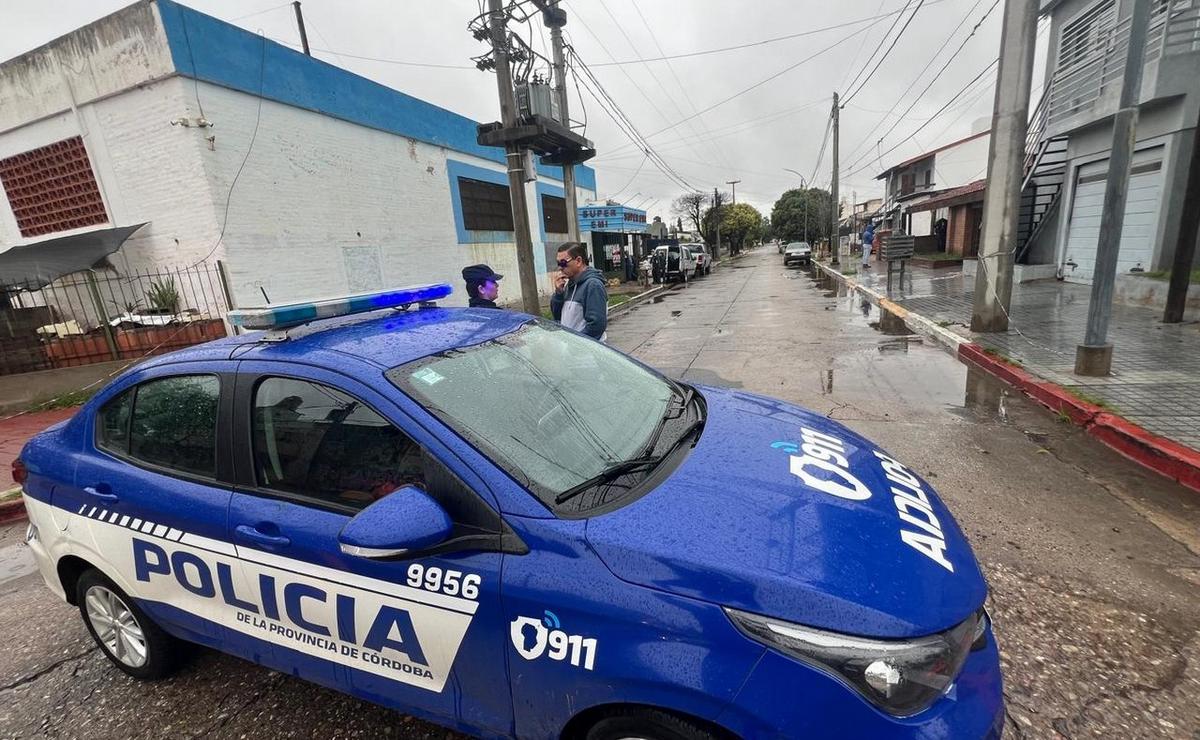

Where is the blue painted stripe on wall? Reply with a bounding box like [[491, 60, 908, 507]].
[[445, 159, 567, 266], [155, 0, 595, 190]]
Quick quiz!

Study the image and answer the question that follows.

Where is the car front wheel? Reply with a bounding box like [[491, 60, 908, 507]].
[[77, 569, 184, 680], [585, 708, 721, 740]]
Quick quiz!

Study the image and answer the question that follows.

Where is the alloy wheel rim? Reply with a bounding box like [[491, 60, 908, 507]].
[[85, 585, 148, 668]]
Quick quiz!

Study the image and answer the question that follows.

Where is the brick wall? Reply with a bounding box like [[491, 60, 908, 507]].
[[946, 203, 983, 257]]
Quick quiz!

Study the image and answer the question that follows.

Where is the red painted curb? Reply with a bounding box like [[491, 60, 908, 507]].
[[0, 497, 27, 525], [958, 343, 1103, 425], [957, 342, 1200, 493], [1089, 413, 1200, 492]]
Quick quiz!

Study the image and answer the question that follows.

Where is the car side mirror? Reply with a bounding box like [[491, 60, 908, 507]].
[[337, 485, 452, 559]]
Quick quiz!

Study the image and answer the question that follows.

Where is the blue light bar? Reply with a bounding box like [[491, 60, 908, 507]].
[[228, 283, 453, 331]]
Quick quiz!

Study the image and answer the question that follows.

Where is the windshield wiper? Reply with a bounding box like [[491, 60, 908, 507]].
[[554, 456, 662, 505], [640, 382, 695, 457]]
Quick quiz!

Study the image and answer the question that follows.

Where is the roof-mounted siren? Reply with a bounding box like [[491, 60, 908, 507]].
[[229, 283, 452, 339]]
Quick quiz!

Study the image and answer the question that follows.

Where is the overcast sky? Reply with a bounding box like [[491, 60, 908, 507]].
[[2, 0, 1046, 220]]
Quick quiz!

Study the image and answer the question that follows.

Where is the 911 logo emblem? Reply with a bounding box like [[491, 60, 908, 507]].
[[510, 611, 598, 670]]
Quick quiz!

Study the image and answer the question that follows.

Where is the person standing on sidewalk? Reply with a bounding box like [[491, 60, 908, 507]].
[[862, 221, 875, 269], [551, 242, 608, 341]]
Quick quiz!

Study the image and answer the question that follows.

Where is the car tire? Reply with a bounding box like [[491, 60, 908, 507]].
[[76, 569, 184, 680], [585, 707, 721, 740]]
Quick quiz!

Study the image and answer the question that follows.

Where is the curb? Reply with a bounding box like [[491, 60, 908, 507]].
[[0, 492, 26, 525], [815, 261, 1200, 493], [608, 284, 670, 319], [608, 247, 750, 321], [814, 261, 967, 353], [959, 343, 1200, 492]]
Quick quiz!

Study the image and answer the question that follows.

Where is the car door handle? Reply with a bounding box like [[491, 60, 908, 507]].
[[234, 524, 291, 549], [83, 485, 119, 504]]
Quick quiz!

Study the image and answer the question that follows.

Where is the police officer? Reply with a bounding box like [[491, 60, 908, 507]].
[[461, 264, 503, 308]]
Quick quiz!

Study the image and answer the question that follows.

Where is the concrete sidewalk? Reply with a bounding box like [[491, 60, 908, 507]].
[[818, 259, 1200, 488]]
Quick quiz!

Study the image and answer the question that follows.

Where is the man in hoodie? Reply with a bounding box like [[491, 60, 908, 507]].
[[550, 242, 608, 341]]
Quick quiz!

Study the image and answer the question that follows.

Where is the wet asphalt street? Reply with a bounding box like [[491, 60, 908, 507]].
[[2, 246, 1200, 738]]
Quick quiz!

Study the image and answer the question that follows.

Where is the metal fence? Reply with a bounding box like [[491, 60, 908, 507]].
[[0, 262, 231, 376]]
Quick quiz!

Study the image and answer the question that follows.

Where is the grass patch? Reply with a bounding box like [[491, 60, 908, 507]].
[[1055, 409, 1073, 424], [607, 294, 630, 308], [1065, 388, 1117, 411], [981, 346, 1023, 368], [914, 251, 963, 262], [0, 486, 21, 503], [840, 268, 857, 276], [937, 320, 954, 327], [30, 386, 97, 411], [1130, 268, 1200, 283]]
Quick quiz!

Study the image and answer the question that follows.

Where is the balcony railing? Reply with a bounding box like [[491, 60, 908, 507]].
[[1046, 1, 1199, 128]]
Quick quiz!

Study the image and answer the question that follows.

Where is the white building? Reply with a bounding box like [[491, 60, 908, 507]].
[[0, 0, 596, 311], [1018, 0, 1200, 283], [873, 126, 991, 249]]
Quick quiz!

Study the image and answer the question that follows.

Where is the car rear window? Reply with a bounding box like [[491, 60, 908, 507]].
[[123, 375, 220, 477]]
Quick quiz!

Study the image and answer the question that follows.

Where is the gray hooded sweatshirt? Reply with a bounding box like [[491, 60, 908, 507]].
[[550, 266, 608, 340]]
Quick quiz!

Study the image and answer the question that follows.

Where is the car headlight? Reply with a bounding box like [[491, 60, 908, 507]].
[[725, 606, 988, 717]]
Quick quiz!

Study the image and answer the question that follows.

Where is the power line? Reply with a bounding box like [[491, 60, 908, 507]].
[[842, 0, 993, 164], [841, 0, 927, 106], [622, 0, 739, 176], [839, 0, 914, 102], [568, 45, 703, 192], [842, 58, 998, 180], [601, 97, 828, 159], [617, 9, 903, 151], [586, 0, 950, 67], [582, 0, 732, 174], [842, 0, 1001, 174]]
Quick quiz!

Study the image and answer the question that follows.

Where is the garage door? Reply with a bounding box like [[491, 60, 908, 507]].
[[1063, 151, 1163, 283]]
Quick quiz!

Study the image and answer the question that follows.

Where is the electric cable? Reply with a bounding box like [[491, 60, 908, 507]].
[[841, 0, 927, 106]]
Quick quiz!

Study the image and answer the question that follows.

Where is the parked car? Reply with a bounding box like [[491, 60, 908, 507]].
[[685, 243, 712, 277], [784, 241, 813, 267], [654, 244, 695, 284], [16, 285, 1004, 740]]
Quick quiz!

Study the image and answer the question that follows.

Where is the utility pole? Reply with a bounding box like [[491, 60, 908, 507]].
[[292, 1, 310, 56], [542, 1, 580, 241], [486, 0, 540, 314], [830, 93, 840, 266], [727, 180, 741, 204], [1163, 108, 1200, 323], [1076, 0, 1153, 375], [713, 187, 722, 260], [970, 0, 1039, 333], [852, 188, 858, 259]]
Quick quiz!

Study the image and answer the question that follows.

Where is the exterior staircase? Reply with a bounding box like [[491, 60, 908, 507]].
[[1015, 93, 1068, 264]]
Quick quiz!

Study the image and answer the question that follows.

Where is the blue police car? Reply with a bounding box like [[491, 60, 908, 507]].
[[16, 285, 1003, 739]]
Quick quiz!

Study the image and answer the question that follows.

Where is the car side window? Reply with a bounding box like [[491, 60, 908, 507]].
[[97, 388, 133, 455], [252, 377, 425, 510], [127, 375, 220, 477]]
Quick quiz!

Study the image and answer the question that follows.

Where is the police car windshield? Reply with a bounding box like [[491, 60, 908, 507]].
[[388, 321, 674, 510]]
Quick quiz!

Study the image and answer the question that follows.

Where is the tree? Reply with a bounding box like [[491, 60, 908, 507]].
[[699, 190, 730, 249], [720, 203, 763, 254], [771, 187, 834, 245], [671, 193, 706, 235]]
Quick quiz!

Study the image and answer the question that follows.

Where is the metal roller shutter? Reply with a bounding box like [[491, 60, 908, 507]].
[[1062, 151, 1163, 283]]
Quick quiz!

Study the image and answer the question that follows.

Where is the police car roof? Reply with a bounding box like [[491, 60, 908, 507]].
[[141, 307, 533, 371]]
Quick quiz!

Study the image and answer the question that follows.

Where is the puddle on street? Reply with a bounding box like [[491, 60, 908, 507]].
[[670, 310, 682, 317]]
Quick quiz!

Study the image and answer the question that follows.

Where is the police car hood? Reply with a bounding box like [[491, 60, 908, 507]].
[[585, 386, 987, 639]]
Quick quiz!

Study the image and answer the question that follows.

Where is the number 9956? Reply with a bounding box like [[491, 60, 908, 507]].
[[406, 563, 481, 600]]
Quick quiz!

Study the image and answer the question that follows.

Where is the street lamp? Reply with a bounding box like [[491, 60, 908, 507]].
[[783, 169, 809, 244]]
